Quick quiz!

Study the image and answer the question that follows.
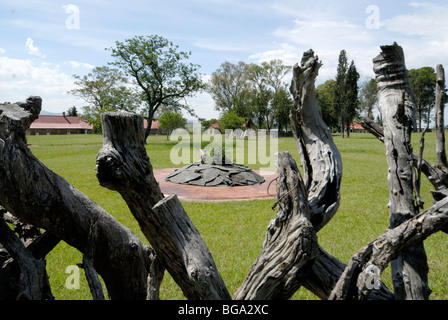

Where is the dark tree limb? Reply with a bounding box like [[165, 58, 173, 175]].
[[0, 215, 46, 299], [302, 247, 394, 300], [146, 248, 165, 300], [96, 112, 230, 300], [289, 49, 343, 232], [234, 152, 319, 300], [435, 64, 448, 171], [0, 98, 151, 299], [371, 42, 430, 299], [361, 116, 448, 196], [329, 196, 448, 300], [78, 255, 105, 300]]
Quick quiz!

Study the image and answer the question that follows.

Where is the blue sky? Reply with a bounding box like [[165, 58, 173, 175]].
[[1, 0, 448, 119]]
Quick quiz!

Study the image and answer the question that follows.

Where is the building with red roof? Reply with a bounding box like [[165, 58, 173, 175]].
[[348, 122, 366, 133], [27, 113, 93, 135], [26, 113, 163, 136]]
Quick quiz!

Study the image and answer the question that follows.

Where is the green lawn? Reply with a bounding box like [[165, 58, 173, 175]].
[[25, 132, 448, 300]]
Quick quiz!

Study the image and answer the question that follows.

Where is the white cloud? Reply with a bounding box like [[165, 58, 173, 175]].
[[250, 17, 379, 82], [385, 2, 448, 38], [193, 39, 249, 52], [0, 56, 80, 112], [25, 38, 45, 58], [67, 60, 95, 69], [249, 43, 299, 66], [0, 48, 5, 54], [382, 2, 448, 70]]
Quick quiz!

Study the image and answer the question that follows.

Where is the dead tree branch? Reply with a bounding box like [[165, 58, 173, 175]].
[[96, 112, 231, 300], [329, 196, 448, 300], [0, 98, 152, 299]]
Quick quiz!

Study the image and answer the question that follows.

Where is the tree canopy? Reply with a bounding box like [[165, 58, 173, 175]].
[[68, 66, 140, 133], [207, 59, 292, 131], [108, 34, 204, 142], [316, 50, 360, 136], [408, 67, 436, 132], [158, 110, 187, 140]]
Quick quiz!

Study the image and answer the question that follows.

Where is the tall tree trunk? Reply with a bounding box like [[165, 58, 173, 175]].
[[435, 64, 448, 171], [373, 42, 431, 300]]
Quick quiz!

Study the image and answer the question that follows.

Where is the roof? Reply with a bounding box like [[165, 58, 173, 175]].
[[349, 122, 365, 130], [30, 115, 93, 130], [143, 119, 160, 130], [30, 115, 161, 130]]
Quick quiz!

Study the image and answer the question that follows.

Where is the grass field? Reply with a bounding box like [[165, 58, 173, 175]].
[[25, 132, 448, 300]]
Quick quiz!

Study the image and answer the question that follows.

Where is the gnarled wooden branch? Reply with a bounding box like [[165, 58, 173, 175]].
[[361, 117, 448, 196], [234, 152, 319, 300], [0, 215, 46, 300], [0, 98, 151, 299], [435, 64, 448, 171], [289, 49, 343, 232], [96, 112, 230, 300], [370, 42, 430, 299], [329, 196, 448, 300]]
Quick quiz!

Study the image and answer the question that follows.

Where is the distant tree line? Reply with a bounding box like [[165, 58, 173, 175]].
[[316, 50, 441, 134], [68, 34, 203, 141], [206, 59, 292, 134], [68, 34, 443, 139]]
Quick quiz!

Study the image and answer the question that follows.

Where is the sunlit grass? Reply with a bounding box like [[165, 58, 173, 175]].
[[25, 132, 448, 300]]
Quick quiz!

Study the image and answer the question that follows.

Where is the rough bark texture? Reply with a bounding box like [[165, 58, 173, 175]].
[[372, 43, 430, 299], [302, 247, 393, 300], [435, 64, 447, 171], [0, 216, 47, 300], [0, 209, 59, 300], [234, 50, 394, 300], [329, 196, 448, 300], [96, 112, 230, 300], [289, 50, 343, 232], [361, 117, 448, 202], [234, 152, 319, 299], [2, 44, 441, 301], [0, 98, 151, 299], [79, 255, 105, 300]]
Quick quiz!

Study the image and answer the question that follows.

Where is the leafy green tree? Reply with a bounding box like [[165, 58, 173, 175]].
[[344, 61, 360, 137], [219, 111, 245, 131], [158, 110, 187, 140], [409, 67, 436, 132], [66, 106, 79, 117], [316, 79, 338, 131], [359, 78, 377, 120], [334, 50, 360, 137], [335, 50, 348, 137], [108, 34, 204, 142], [208, 60, 291, 131], [246, 60, 291, 130], [272, 87, 293, 134], [68, 66, 140, 133], [207, 61, 251, 115]]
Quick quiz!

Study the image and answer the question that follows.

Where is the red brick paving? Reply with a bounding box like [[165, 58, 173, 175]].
[[154, 168, 278, 201]]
